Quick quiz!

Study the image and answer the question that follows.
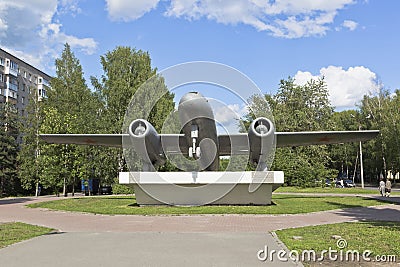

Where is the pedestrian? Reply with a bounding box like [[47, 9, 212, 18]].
[[379, 179, 385, 197], [385, 179, 392, 197]]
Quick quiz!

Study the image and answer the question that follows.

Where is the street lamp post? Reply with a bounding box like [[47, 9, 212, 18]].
[[359, 125, 364, 188], [351, 114, 369, 189]]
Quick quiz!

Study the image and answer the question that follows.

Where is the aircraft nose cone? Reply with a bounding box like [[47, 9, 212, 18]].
[[179, 91, 203, 105]]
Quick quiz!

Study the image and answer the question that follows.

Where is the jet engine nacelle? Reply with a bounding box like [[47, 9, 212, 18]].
[[128, 119, 166, 169], [248, 117, 275, 170]]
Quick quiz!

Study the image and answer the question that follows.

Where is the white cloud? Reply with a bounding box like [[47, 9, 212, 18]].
[[342, 20, 358, 31], [213, 102, 248, 133], [294, 66, 381, 109], [214, 103, 247, 124], [40, 23, 97, 55], [58, 0, 82, 15], [106, 0, 160, 21], [1, 47, 45, 71], [0, 18, 7, 37], [0, 0, 97, 72], [105, 0, 357, 38]]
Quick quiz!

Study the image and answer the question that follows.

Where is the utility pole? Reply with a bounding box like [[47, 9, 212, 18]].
[[352, 113, 369, 189], [359, 125, 365, 188], [359, 141, 364, 188]]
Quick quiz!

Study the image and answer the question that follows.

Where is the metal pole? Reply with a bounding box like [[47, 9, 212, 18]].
[[359, 125, 364, 188], [353, 153, 358, 184]]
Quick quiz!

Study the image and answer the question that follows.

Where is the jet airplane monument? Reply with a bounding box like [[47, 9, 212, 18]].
[[41, 92, 379, 206]]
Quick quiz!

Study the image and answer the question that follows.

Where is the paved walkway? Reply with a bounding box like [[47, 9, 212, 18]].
[[0, 195, 399, 266], [1, 195, 399, 233]]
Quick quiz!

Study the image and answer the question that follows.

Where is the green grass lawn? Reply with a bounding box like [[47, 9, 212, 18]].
[[276, 221, 399, 261], [0, 222, 53, 249], [275, 186, 400, 195], [27, 194, 390, 215]]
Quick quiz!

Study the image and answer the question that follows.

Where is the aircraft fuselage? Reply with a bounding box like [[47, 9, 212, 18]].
[[178, 92, 219, 171]]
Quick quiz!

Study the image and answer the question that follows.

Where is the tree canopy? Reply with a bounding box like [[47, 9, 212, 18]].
[[1, 46, 399, 196]]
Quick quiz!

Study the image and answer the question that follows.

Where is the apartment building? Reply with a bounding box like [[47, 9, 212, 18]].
[[0, 48, 51, 116]]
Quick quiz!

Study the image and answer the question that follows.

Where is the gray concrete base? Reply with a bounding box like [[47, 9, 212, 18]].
[[119, 171, 284, 206]]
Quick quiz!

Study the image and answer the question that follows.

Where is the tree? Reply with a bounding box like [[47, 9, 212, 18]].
[[40, 43, 101, 195], [358, 88, 400, 183], [246, 77, 336, 186], [92, 46, 175, 175], [0, 103, 19, 196], [328, 110, 359, 180], [92, 46, 157, 133], [18, 86, 43, 196]]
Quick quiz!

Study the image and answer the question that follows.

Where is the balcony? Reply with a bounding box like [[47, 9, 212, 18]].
[[38, 77, 50, 87], [5, 66, 18, 77], [4, 59, 18, 77]]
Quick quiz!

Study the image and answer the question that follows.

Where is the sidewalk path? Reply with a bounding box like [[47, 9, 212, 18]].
[[0, 195, 399, 233], [0, 195, 398, 267], [274, 192, 400, 203]]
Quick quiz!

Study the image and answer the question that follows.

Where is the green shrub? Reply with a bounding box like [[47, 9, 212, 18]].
[[112, 178, 134, 195]]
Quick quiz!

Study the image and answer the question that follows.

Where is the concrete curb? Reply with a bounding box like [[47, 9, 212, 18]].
[[270, 231, 304, 267]]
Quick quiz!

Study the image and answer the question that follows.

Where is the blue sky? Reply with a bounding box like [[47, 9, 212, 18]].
[[1, 0, 399, 111]]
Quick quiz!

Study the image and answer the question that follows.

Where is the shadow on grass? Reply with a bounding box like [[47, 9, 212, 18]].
[[323, 196, 398, 210], [0, 198, 35, 205], [83, 196, 135, 200], [273, 194, 312, 200], [333, 204, 400, 222], [370, 196, 400, 205], [323, 201, 372, 210], [363, 221, 400, 227], [44, 231, 65, 236]]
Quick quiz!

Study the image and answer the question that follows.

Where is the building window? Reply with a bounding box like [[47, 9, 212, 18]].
[[9, 78, 18, 91], [24, 71, 27, 78], [0, 57, 4, 66], [21, 109, 25, 116], [9, 82, 18, 91], [10, 60, 18, 70], [0, 73, 3, 82], [29, 73, 32, 81], [21, 96, 25, 104], [22, 84, 25, 91]]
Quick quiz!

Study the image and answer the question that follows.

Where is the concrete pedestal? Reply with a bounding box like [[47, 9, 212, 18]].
[[119, 171, 284, 206]]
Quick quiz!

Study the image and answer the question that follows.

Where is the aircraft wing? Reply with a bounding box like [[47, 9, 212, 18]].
[[41, 130, 379, 155], [40, 134, 126, 147], [275, 130, 379, 147], [218, 134, 249, 156], [217, 130, 379, 155], [39, 134, 187, 154]]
